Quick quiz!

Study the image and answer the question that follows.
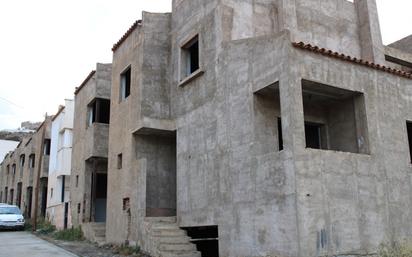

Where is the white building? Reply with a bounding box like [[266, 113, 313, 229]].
[[46, 99, 74, 229]]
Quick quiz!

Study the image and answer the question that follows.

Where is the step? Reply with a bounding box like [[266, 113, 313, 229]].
[[158, 243, 197, 252], [152, 228, 187, 237], [94, 230, 106, 237], [160, 250, 201, 257], [145, 216, 177, 223], [155, 235, 192, 244]]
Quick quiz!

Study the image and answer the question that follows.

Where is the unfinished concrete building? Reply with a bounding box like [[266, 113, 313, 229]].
[[104, 0, 412, 257], [0, 118, 52, 221], [46, 100, 75, 230], [70, 63, 112, 243]]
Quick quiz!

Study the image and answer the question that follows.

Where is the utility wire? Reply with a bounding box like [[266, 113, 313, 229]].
[[0, 96, 24, 109]]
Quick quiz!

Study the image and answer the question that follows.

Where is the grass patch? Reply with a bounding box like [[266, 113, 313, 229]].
[[116, 244, 141, 256], [379, 241, 412, 257], [53, 227, 84, 241], [34, 219, 56, 235]]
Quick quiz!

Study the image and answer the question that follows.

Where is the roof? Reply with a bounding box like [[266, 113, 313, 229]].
[[74, 70, 96, 95], [389, 35, 412, 55], [112, 20, 142, 52], [292, 42, 412, 79], [51, 105, 66, 122]]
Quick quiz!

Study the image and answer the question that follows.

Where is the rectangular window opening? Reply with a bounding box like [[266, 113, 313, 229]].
[[123, 197, 130, 211], [181, 35, 200, 80], [87, 98, 110, 126], [117, 153, 123, 169], [76, 175, 79, 188], [301, 79, 369, 154], [182, 226, 219, 257], [406, 121, 412, 163], [278, 117, 283, 151], [44, 139, 51, 155], [120, 67, 131, 101]]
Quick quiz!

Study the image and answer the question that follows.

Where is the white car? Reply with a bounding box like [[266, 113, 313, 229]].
[[0, 204, 25, 230]]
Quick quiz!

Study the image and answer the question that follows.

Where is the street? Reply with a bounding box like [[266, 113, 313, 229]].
[[0, 231, 78, 257]]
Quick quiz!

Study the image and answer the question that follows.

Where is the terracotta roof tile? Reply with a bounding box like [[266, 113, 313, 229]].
[[292, 42, 412, 79], [112, 20, 142, 52]]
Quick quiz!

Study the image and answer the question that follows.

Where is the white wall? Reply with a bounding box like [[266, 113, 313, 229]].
[[47, 99, 74, 228]]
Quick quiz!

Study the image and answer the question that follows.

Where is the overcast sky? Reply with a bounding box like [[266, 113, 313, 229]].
[[0, 0, 410, 130]]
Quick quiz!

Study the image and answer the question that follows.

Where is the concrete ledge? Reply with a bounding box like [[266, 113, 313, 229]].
[[132, 117, 176, 136], [178, 69, 204, 88], [385, 46, 412, 65]]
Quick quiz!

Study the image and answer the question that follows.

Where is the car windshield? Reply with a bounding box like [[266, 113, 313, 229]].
[[0, 207, 21, 215]]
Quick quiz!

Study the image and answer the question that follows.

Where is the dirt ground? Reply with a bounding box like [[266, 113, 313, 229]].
[[37, 234, 150, 257]]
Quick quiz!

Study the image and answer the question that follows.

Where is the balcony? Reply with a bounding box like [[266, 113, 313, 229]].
[[85, 123, 109, 159]]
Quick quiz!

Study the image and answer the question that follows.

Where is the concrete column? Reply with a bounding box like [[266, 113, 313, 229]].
[[354, 0, 385, 63], [278, 0, 298, 42]]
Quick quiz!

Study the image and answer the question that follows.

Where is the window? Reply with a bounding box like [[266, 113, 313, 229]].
[[19, 155, 25, 176], [77, 203, 81, 214], [278, 118, 283, 151], [44, 139, 51, 155], [29, 154, 35, 168], [406, 122, 412, 163], [117, 153, 123, 169], [305, 122, 325, 149], [181, 35, 200, 80], [87, 98, 111, 126], [50, 188, 53, 199], [120, 67, 131, 101], [301, 79, 369, 154], [76, 175, 79, 188]]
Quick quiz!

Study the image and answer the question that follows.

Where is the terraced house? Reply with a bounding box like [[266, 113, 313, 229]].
[[1, 0, 412, 257], [103, 0, 412, 257], [0, 118, 52, 220]]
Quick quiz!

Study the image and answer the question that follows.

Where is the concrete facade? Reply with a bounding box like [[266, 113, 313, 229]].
[[70, 63, 111, 239], [105, 0, 412, 257], [46, 99, 74, 230], [0, 117, 52, 221]]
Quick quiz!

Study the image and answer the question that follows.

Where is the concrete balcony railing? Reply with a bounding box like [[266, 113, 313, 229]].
[[85, 123, 109, 159]]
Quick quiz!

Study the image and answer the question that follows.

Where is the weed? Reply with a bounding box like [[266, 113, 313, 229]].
[[379, 241, 412, 257], [53, 227, 84, 241]]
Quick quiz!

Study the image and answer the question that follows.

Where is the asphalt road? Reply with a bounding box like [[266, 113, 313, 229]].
[[0, 231, 78, 257]]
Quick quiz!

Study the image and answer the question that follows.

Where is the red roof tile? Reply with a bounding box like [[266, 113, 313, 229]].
[[292, 42, 412, 79], [112, 20, 142, 52]]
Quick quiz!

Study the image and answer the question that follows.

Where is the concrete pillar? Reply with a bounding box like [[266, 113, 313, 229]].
[[354, 0, 385, 63], [278, 0, 298, 42]]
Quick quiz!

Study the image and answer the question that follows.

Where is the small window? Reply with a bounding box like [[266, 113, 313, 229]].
[[123, 197, 130, 211], [50, 188, 53, 199], [181, 35, 200, 80], [44, 139, 51, 155], [76, 175, 79, 187], [117, 153, 123, 169], [278, 118, 283, 151], [120, 67, 131, 101], [77, 203, 81, 214], [407, 122, 412, 163]]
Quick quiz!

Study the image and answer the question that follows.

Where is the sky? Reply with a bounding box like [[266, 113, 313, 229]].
[[0, 0, 411, 130]]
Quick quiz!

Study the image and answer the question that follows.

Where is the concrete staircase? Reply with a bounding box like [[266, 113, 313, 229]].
[[81, 222, 106, 246], [143, 217, 201, 257]]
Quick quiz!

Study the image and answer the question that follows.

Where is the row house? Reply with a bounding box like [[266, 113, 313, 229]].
[[1, 0, 412, 256], [46, 99, 75, 230], [0, 117, 52, 220]]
